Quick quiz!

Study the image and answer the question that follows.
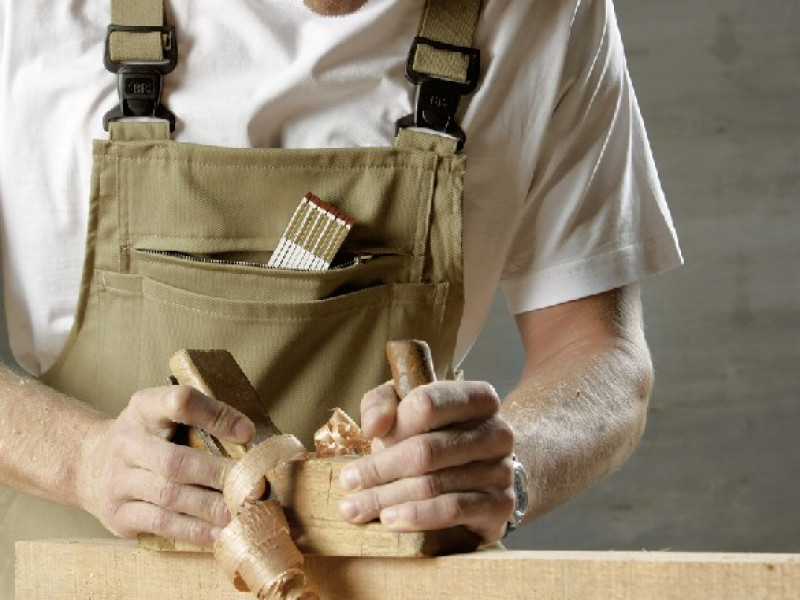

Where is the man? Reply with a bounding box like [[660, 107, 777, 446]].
[[0, 0, 681, 596]]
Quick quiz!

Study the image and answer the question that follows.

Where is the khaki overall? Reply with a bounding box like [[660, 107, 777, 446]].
[[1, 0, 483, 595]]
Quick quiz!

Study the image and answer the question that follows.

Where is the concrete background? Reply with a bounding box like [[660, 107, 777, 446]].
[[1, 0, 797, 553], [464, 0, 800, 552]]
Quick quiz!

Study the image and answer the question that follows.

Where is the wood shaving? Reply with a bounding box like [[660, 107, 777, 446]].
[[214, 500, 316, 600], [313, 408, 372, 457], [223, 435, 307, 515], [215, 435, 318, 600]]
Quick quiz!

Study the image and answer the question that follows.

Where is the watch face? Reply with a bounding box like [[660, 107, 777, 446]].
[[512, 458, 529, 523]]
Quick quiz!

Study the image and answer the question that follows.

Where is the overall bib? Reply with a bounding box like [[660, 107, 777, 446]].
[[2, 0, 483, 595]]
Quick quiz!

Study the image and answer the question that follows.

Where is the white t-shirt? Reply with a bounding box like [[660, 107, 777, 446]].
[[0, 0, 681, 376]]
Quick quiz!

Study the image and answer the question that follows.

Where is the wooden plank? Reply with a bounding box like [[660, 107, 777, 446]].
[[15, 539, 800, 600]]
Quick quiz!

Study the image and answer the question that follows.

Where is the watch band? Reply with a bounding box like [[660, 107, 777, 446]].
[[504, 454, 530, 537]]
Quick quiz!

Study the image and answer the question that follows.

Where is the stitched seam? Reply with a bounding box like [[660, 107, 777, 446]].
[[502, 232, 677, 284], [107, 155, 436, 173], [145, 294, 392, 322], [101, 284, 438, 322]]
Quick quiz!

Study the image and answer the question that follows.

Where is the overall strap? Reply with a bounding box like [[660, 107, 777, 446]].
[[103, 0, 177, 138], [414, 0, 483, 83], [108, 0, 167, 63], [396, 0, 483, 153]]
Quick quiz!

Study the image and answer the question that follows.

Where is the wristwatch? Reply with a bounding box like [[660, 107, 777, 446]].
[[504, 454, 530, 537]]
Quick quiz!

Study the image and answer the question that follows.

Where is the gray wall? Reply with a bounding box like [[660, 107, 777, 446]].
[[465, 0, 800, 552]]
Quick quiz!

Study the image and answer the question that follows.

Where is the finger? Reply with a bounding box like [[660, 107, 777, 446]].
[[130, 385, 255, 444], [340, 417, 514, 490], [378, 489, 516, 544], [120, 468, 231, 528], [339, 459, 513, 524], [123, 433, 235, 490], [359, 382, 398, 439], [112, 501, 222, 546], [381, 381, 501, 445]]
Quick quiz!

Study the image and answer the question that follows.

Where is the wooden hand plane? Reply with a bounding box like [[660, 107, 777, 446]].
[[141, 342, 480, 558]]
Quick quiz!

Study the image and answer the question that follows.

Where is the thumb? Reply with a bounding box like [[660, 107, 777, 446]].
[[360, 382, 399, 440], [197, 393, 255, 444], [157, 385, 255, 444]]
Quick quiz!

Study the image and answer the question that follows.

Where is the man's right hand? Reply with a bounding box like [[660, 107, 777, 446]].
[[77, 385, 255, 546]]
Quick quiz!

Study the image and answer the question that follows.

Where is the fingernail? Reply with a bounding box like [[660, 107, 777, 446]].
[[338, 499, 359, 521], [381, 508, 398, 526], [210, 527, 222, 541], [233, 418, 254, 443], [339, 467, 361, 490]]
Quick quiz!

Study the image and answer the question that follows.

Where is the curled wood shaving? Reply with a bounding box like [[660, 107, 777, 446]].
[[313, 408, 372, 457], [223, 435, 307, 515], [215, 434, 317, 600], [214, 500, 316, 600]]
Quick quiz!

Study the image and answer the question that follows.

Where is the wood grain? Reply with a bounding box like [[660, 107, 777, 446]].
[[271, 456, 481, 557], [386, 340, 437, 398], [140, 457, 478, 558], [16, 540, 800, 600]]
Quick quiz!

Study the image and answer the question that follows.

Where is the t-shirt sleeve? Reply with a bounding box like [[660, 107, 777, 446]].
[[501, 0, 682, 314]]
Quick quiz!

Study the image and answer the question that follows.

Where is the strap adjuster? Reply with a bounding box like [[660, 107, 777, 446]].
[[102, 25, 178, 131], [404, 37, 481, 93], [395, 37, 481, 151]]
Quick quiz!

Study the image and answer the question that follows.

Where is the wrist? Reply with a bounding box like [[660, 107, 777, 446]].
[[75, 418, 110, 514]]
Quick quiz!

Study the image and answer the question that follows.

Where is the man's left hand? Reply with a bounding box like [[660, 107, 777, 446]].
[[338, 380, 515, 544]]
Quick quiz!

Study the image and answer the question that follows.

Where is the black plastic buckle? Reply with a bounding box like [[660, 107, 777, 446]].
[[395, 37, 481, 151], [103, 25, 178, 131]]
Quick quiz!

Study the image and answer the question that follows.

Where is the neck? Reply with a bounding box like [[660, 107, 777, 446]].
[[302, 0, 370, 16]]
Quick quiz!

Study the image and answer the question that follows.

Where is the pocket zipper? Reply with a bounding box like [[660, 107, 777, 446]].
[[137, 249, 375, 271]]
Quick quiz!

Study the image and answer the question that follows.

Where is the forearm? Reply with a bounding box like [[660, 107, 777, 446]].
[[501, 336, 653, 523], [0, 364, 105, 509]]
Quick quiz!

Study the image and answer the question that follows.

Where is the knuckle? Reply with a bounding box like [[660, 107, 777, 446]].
[[498, 488, 516, 516], [407, 388, 437, 425], [101, 499, 125, 531], [359, 491, 382, 517], [161, 446, 189, 479], [147, 510, 169, 536], [212, 496, 231, 524], [419, 473, 445, 499], [126, 390, 154, 420], [475, 381, 501, 411], [409, 437, 436, 473], [209, 403, 236, 435], [361, 382, 395, 410], [108, 515, 133, 538], [164, 386, 194, 421], [183, 520, 208, 545], [438, 495, 466, 523], [214, 458, 234, 491], [154, 480, 181, 507], [496, 458, 515, 489], [487, 418, 515, 451], [347, 457, 380, 489], [363, 460, 384, 488]]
